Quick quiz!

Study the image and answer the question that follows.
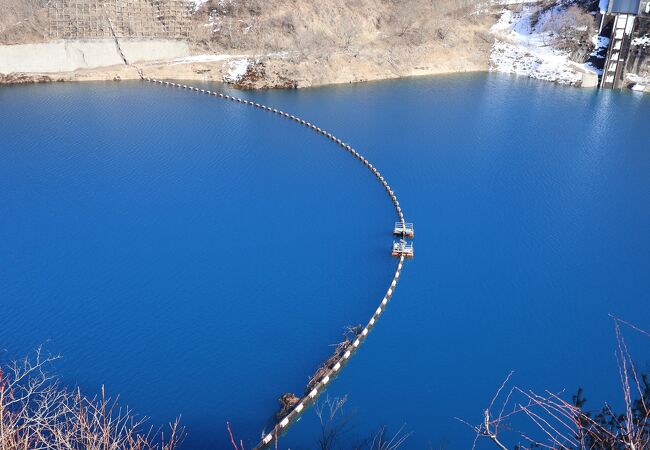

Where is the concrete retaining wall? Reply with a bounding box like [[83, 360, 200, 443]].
[[581, 71, 600, 88], [0, 39, 189, 75], [120, 39, 189, 64]]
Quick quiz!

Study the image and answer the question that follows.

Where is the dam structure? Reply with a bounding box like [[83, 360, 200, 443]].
[[599, 0, 650, 89], [140, 76, 413, 449]]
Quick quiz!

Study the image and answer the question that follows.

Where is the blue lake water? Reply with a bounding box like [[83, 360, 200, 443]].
[[1, 74, 649, 449]]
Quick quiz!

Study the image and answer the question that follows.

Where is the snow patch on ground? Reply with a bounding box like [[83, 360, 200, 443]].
[[223, 58, 251, 83], [591, 35, 610, 56], [624, 67, 649, 93], [584, 34, 609, 74], [190, 0, 236, 12], [171, 54, 248, 65], [490, 41, 582, 83], [189, 0, 208, 12], [202, 0, 237, 33], [489, 7, 582, 85], [474, 0, 539, 15], [627, 73, 650, 85], [266, 51, 291, 58], [632, 35, 650, 47], [169, 51, 291, 74]]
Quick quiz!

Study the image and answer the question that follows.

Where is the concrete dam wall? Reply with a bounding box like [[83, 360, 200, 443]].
[[0, 39, 189, 75]]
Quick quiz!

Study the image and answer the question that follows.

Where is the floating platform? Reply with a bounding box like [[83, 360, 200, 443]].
[[393, 221, 415, 238], [392, 239, 414, 258]]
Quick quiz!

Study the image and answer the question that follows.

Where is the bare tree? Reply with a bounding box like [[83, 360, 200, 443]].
[[367, 425, 412, 450], [0, 347, 183, 450], [315, 395, 351, 450], [459, 316, 650, 450], [313, 395, 411, 450], [456, 371, 514, 450]]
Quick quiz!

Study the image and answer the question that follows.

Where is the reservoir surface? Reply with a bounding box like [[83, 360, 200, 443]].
[[1, 74, 649, 449]]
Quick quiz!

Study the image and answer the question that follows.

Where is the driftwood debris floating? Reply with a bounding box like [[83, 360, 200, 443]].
[[277, 393, 301, 420], [304, 325, 362, 395], [275, 326, 360, 422]]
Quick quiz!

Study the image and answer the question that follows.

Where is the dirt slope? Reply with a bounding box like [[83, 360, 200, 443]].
[[0, 0, 498, 87]]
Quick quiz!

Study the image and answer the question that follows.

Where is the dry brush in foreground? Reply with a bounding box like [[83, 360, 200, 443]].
[[0, 348, 183, 450], [460, 316, 650, 450]]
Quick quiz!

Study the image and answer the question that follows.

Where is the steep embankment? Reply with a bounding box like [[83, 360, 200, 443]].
[[488, 0, 602, 86], [0, 0, 497, 87], [183, 0, 497, 88], [0, 0, 49, 45], [0, 0, 603, 88]]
